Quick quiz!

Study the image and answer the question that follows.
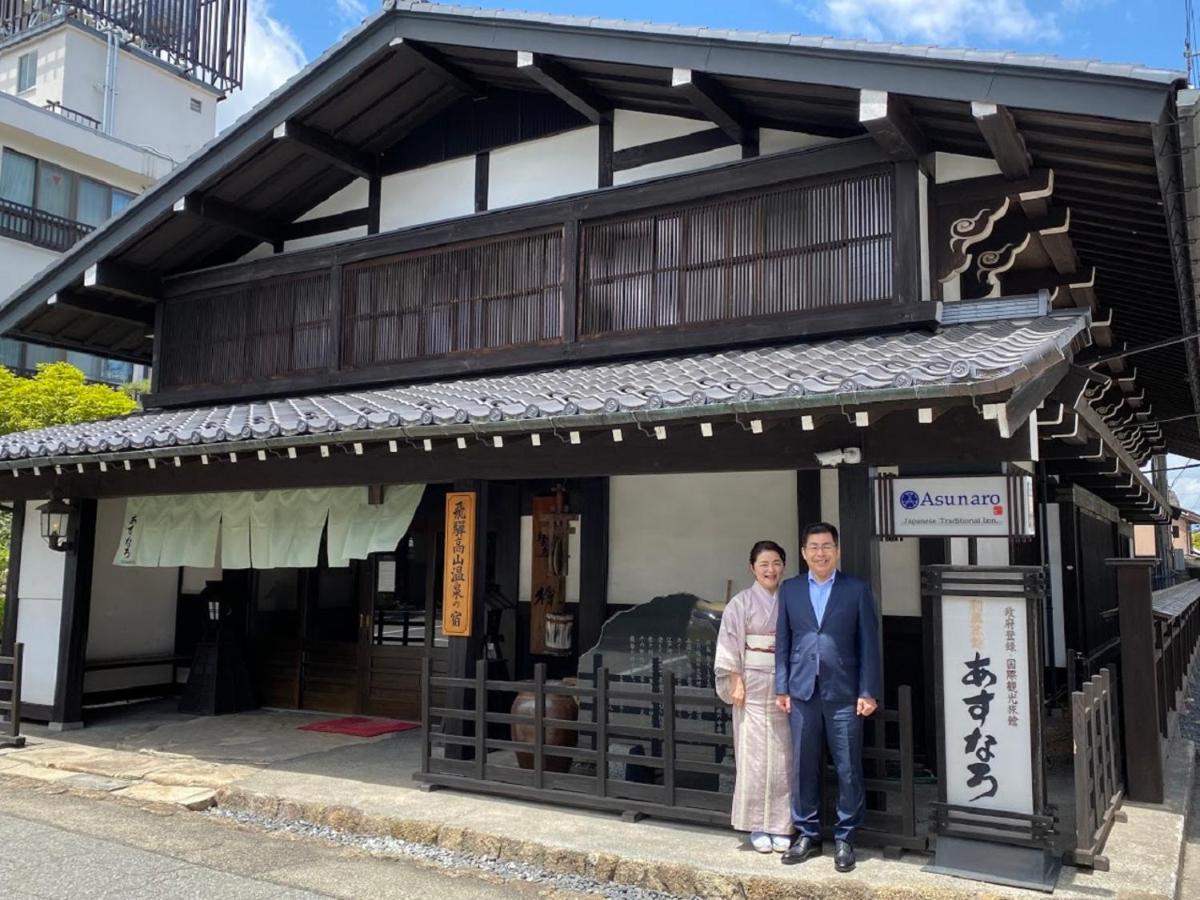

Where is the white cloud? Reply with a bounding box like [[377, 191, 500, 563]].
[[336, 0, 370, 20], [800, 0, 1055, 46], [216, 0, 307, 133]]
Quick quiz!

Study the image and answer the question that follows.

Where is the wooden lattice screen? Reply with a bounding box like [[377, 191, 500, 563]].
[[160, 271, 332, 389], [340, 228, 564, 369], [578, 170, 894, 337]]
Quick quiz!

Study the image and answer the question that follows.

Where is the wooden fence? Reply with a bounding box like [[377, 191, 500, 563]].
[[1152, 593, 1200, 739], [0, 643, 25, 749], [417, 659, 925, 854], [1066, 667, 1124, 870]]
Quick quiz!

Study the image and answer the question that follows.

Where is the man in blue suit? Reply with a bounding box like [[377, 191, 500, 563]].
[[775, 522, 881, 872]]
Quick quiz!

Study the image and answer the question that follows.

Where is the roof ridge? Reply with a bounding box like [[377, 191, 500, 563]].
[[391, 1, 1185, 83]]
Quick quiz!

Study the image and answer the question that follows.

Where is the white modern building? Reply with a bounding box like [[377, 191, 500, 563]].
[[0, 1, 239, 383]]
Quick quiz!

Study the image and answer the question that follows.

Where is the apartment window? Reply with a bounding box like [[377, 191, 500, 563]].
[[0, 150, 132, 224], [17, 51, 37, 93], [190, 98, 202, 113]]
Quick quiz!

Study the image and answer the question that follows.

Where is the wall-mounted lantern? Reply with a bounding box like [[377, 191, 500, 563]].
[[37, 495, 74, 552]]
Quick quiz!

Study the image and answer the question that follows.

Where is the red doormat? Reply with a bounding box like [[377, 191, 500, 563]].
[[298, 716, 419, 737]]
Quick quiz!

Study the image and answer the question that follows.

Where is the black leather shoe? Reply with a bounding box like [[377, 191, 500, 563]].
[[781, 835, 822, 865], [834, 839, 855, 872]]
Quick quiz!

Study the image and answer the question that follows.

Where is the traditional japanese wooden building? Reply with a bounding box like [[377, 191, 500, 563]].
[[0, 0, 1196, 866]]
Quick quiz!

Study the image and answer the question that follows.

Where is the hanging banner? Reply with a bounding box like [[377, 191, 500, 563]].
[[875, 473, 1034, 538], [442, 492, 476, 637]]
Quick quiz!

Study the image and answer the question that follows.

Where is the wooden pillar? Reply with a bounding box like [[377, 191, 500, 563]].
[[474, 152, 490, 213], [367, 174, 382, 236], [919, 536, 948, 773], [598, 118, 614, 188], [1109, 556, 1163, 803], [576, 477, 610, 655], [838, 465, 883, 683], [892, 159, 922, 303], [1, 502, 25, 658], [50, 498, 97, 730]]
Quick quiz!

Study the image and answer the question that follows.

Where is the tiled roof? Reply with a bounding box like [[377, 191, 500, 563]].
[[392, 2, 1185, 84], [0, 311, 1087, 467]]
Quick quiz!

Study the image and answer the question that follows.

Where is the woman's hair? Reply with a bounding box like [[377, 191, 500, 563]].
[[749, 540, 787, 565]]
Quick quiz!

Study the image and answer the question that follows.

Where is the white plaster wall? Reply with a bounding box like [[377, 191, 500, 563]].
[[15, 500, 65, 706], [0, 235, 58, 297], [0, 30, 67, 109], [382, 156, 475, 231], [58, 28, 216, 163], [608, 471, 798, 605], [284, 180, 370, 254], [85, 498, 180, 692], [934, 152, 1001, 184], [613, 110, 739, 186], [489, 127, 598, 210]]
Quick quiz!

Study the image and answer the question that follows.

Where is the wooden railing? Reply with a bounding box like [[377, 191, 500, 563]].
[[0, 643, 25, 749], [0, 198, 93, 253], [156, 147, 909, 398], [1152, 591, 1200, 737], [1066, 667, 1124, 870], [417, 658, 925, 854]]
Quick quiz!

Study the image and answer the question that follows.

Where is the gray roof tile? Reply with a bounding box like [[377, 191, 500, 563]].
[[0, 313, 1088, 467]]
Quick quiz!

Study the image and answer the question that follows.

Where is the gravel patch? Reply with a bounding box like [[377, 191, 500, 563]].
[[208, 808, 695, 900]]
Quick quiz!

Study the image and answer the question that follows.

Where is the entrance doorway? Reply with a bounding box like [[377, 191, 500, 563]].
[[247, 487, 451, 718]]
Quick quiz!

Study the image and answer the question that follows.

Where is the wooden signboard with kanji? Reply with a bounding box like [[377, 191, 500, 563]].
[[530, 493, 570, 655], [442, 492, 476, 637]]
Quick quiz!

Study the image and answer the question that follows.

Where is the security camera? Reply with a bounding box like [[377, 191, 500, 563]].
[[814, 449, 845, 467], [814, 447, 863, 467]]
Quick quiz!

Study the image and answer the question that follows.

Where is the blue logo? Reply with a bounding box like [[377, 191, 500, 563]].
[[899, 491, 921, 510]]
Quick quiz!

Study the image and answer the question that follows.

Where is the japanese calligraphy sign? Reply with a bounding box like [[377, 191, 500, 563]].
[[441, 492, 476, 638], [875, 473, 1034, 538], [940, 592, 1034, 814]]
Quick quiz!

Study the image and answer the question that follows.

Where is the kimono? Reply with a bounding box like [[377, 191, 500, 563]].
[[714, 582, 794, 835]]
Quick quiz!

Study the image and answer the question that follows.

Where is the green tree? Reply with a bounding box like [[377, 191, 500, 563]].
[[0, 363, 136, 628]]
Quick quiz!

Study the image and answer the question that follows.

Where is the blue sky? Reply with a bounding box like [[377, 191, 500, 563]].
[[223, 0, 1189, 129], [220, 1, 1200, 510]]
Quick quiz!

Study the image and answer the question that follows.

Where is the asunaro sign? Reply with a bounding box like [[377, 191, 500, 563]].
[[875, 474, 1035, 538]]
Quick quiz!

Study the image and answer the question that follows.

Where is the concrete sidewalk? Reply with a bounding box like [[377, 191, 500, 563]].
[[0, 702, 1192, 900]]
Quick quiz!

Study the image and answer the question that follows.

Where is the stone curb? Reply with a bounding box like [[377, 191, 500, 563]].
[[211, 786, 1004, 900]]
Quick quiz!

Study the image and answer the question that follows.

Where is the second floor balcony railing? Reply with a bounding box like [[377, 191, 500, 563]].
[[0, 197, 95, 253], [44, 100, 102, 130]]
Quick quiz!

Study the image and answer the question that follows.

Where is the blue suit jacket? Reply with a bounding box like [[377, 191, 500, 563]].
[[774, 571, 882, 703]]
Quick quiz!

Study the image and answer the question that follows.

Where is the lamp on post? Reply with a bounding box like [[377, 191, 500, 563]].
[[37, 495, 74, 552]]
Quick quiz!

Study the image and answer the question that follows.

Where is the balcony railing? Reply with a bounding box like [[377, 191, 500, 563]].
[[0, 197, 94, 253], [44, 100, 102, 130]]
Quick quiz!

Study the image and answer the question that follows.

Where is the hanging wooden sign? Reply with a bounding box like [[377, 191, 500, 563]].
[[442, 492, 476, 637], [530, 492, 572, 655]]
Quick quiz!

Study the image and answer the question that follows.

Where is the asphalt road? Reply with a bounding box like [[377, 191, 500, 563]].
[[0, 780, 567, 900]]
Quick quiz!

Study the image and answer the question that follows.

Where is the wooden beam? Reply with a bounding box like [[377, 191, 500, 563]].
[[858, 90, 929, 168], [612, 127, 736, 172], [1034, 206, 1078, 274], [516, 51, 609, 123], [82, 260, 161, 302], [474, 151, 489, 213], [173, 194, 284, 246], [50, 290, 155, 327], [1001, 266, 1095, 309], [671, 69, 746, 144], [972, 101, 1032, 179], [390, 37, 487, 100], [933, 168, 1052, 207], [284, 207, 371, 241], [272, 120, 375, 180]]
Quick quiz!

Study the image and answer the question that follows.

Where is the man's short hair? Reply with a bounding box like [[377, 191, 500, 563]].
[[801, 522, 839, 546]]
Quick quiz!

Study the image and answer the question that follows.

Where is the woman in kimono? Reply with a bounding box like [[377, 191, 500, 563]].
[[714, 540, 794, 852]]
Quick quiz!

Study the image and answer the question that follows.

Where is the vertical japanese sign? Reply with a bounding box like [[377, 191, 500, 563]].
[[940, 593, 1033, 814], [442, 492, 476, 638]]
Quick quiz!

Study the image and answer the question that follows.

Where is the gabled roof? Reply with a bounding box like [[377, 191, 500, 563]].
[[0, 2, 1194, 452]]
